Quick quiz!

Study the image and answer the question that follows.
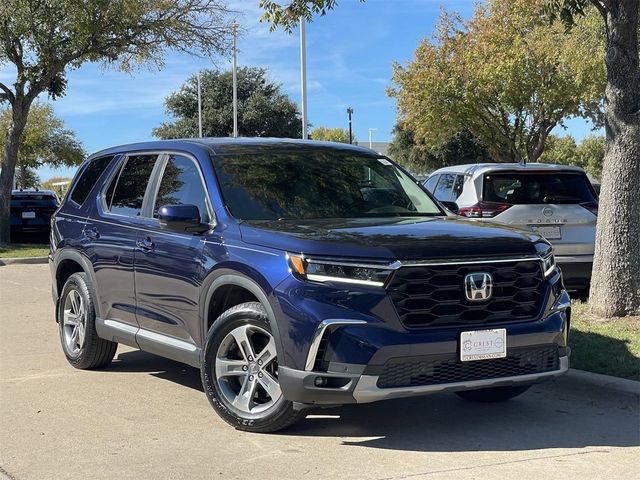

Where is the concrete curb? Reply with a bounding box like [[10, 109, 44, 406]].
[[567, 368, 640, 395], [0, 256, 48, 266]]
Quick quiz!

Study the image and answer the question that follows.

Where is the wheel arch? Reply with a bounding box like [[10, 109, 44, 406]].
[[201, 268, 285, 366], [54, 249, 102, 320]]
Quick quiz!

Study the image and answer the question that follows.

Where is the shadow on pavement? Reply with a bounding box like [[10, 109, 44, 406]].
[[104, 350, 639, 452], [105, 349, 204, 392]]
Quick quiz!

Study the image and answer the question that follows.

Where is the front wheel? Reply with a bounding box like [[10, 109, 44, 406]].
[[201, 302, 305, 433], [454, 385, 531, 402]]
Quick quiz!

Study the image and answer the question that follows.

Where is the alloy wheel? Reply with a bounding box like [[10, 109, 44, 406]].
[[62, 289, 86, 355], [215, 324, 282, 416]]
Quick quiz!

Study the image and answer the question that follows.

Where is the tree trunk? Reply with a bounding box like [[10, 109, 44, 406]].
[[0, 101, 30, 245], [589, 0, 640, 317]]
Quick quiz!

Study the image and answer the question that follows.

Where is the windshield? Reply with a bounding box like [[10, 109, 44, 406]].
[[483, 172, 597, 205], [212, 151, 442, 220]]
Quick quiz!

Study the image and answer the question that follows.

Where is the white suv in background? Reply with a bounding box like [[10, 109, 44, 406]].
[[424, 163, 598, 297]]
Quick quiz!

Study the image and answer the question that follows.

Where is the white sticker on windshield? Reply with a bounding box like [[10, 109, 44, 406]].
[[378, 158, 393, 166]]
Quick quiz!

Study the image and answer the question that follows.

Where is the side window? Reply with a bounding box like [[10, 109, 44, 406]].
[[452, 174, 465, 200], [70, 155, 114, 206], [153, 155, 210, 223], [424, 175, 438, 192], [433, 173, 455, 201], [106, 155, 158, 217]]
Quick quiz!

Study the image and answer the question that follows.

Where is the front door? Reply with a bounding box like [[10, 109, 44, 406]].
[[133, 153, 213, 363]]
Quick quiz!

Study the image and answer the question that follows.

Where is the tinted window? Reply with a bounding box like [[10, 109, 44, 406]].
[[483, 172, 597, 204], [452, 174, 465, 200], [433, 174, 455, 201], [153, 155, 210, 223], [107, 155, 157, 217], [213, 152, 441, 220], [424, 175, 438, 192], [70, 156, 114, 205]]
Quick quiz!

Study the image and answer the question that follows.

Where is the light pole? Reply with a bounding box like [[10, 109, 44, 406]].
[[231, 21, 239, 138], [299, 18, 308, 139], [368, 128, 376, 149], [347, 107, 354, 144], [197, 72, 202, 138]]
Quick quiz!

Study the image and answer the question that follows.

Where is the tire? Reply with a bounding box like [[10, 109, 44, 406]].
[[58, 272, 117, 369], [201, 301, 305, 433], [454, 385, 531, 402]]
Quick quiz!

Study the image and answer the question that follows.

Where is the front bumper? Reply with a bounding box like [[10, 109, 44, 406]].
[[278, 290, 571, 406], [280, 354, 569, 405]]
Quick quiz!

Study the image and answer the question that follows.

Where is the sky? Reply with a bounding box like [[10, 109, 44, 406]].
[[1, 0, 598, 181]]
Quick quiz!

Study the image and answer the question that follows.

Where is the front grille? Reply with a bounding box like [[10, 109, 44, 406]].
[[387, 260, 546, 329], [377, 346, 559, 388]]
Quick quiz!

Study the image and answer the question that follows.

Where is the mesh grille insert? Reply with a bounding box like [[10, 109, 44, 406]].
[[387, 260, 546, 329], [376, 346, 559, 389]]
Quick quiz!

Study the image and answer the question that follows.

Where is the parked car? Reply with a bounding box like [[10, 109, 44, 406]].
[[50, 139, 570, 432], [424, 163, 597, 296], [11, 189, 60, 241]]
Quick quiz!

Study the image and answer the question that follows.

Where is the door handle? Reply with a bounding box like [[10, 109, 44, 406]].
[[136, 237, 155, 252], [83, 227, 100, 240]]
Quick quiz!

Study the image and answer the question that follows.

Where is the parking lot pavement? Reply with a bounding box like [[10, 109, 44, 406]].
[[1, 264, 638, 480]]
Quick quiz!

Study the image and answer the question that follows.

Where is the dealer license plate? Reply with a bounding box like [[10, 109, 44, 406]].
[[460, 329, 507, 362], [22, 211, 36, 219], [530, 225, 562, 240]]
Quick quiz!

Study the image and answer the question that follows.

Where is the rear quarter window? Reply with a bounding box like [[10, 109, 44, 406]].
[[483, 171, 597, 204], [70, 155, 115, 206]]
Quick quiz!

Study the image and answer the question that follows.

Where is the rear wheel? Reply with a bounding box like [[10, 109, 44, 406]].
[[58, 272, 117, 369], [201, 302, 305, 433], [454, 385, 531, 402]]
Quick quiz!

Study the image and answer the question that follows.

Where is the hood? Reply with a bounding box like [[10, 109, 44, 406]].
[[239, 216, 545, 260]]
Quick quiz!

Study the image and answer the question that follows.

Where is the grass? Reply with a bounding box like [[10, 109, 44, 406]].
[[569, 301, 640, 381], [0, 243, 49, 259]]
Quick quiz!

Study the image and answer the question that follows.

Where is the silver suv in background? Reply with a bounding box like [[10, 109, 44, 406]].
[[424, 163, 598, 297]]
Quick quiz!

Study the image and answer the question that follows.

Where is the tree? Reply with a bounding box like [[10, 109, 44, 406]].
[[539, 134, 605, 178], [309, 126, 352, 143], [390, 0, 605, 164], [42, 176, 73, 196], [389, 126, 492, 174], [153, 68, 302, 139], [260, 0, 365, 31], [14, 166, 39, 189], [0, 0, 233, 244], [1, 103, 85, 175], [545, 0, 640, 317]]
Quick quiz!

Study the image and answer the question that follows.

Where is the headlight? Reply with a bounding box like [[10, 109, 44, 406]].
[[288, 254, 392, 287], [542, 252, 556, 277]]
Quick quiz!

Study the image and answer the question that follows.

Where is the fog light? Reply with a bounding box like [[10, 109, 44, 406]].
[[314, 377, 327, 387]]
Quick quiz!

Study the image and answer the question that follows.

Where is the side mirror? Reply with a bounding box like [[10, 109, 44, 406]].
[[158, 204, 208, 233], [440, 201, 459, 215]]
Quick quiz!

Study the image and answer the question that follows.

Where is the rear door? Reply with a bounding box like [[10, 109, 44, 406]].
[[83, 153, 160, 330], [482, 170, 598, 256]]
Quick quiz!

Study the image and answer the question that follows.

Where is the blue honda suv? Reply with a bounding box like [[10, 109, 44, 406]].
[[50, 138, 570, 432]]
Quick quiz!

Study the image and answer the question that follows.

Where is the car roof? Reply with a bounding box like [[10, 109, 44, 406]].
[[428, 162, 587, 177], [11, 189, 57, 196], [88, 137, 379, 159]]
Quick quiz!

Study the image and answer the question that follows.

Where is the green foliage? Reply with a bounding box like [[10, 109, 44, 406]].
[[389, 126, 492, 174], [0, 0, 233, 104], [309, 126, 352, 143], [14, 166, 39, 189], [0, 104, 84, 169], [153, 67, 302, 139], [539, 134, 605, 178], [42, 176, 73, 196], [390, 0, 606, 164], [260, 0, 365, 32]]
